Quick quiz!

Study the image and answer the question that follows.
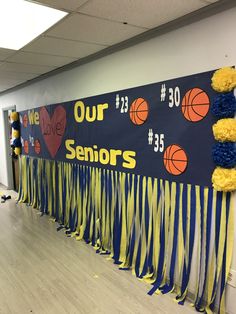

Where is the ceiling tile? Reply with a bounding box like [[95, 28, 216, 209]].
[[35, 0, 89, 12], [0, 48, 16, 61], [0, 0, 220, 94], [78, 0, 208, 28], [46, 13, 147, 45], [0, 62, 56, 74], [23, 36, 107, 58], [6, 51, 76, 67]]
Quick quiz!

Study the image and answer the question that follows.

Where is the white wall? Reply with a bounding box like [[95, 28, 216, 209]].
[[0, 5, 235, 312]]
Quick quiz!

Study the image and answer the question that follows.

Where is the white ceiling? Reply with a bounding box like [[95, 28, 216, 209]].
[[0, 0, 220, 93]]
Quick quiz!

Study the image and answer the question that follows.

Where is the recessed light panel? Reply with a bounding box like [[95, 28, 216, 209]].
[[0, 0, 68, 50]]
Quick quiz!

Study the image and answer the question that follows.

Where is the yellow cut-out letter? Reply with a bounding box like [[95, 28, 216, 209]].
[[65, 139, 76, 159], [122, 151, 136, 169], [74, 101, 85, 123]]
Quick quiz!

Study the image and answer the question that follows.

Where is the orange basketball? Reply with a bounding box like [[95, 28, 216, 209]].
[[23, 114, 28, 128], [182, 88, 210, 122], [163, 144, 188, 175], [24, 140, 29, 154], [129, 98, 149, 125], [34, 139, 41, 154]]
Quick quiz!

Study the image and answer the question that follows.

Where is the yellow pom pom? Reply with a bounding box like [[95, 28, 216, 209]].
[[10, 111, 19, 121], [14, 147, 21, 156], [211, 67, 236, 92], [212, 167, 236, 191], [212, 118, 236, 142], [12, 129, 20, 138]]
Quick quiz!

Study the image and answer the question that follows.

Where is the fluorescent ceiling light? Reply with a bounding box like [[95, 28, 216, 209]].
[[0, 0, 68, 50]]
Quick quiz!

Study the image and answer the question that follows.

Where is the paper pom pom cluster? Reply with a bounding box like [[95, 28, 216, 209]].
[[10, 111, 22, 156], [211, 92, 236, 118], [211, 67, 236, 191], [212, 167, 236, 191], [213, 118, 236, 142], [211, 66, 236, 92], [212, 142, 236, 168]]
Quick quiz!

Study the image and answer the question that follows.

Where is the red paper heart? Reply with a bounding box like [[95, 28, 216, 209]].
[[39, 106, 66, 158]]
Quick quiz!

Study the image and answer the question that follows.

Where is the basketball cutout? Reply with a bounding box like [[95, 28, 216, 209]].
[[182, 88, 210, 122], [163, 144, 188, 175], [129, 98, 149, 125], [34, 139, 41, 154], [24, 140, 29, 154]]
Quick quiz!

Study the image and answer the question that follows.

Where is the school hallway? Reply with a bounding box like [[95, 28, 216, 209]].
[[0, 187, 196, 314]]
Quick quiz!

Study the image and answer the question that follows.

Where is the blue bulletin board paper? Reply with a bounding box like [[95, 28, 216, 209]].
[[19, 69, 217, 187]]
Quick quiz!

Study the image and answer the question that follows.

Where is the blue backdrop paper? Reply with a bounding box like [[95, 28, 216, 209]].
[[19, 69, 217, 187]]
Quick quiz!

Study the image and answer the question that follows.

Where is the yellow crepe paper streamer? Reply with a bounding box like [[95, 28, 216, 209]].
[[212, 118, 236, 142], [212, 167, 236, 192], [220, 196, 234, 313], [211, 67, 236, 92], [17, 156, 235, 314]]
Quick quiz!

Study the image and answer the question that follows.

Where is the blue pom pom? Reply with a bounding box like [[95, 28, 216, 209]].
[[13, 138, 22, 147], [211, 92, 236, 118], [212, 142, 236, 168], [11, 120, 20, 130]]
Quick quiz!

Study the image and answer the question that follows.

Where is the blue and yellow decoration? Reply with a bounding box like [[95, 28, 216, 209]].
[[213, 119, 236, 142], [211, 92, 236, 118], [212, 167, 236, 192], [10, 111, 21, 156], [17, 69, 235, 314], [212, 142, 236, 168], [17, 156, 234, 313], [19, 70, 219, 187], [211, 66, 236, 92], [211, 67, 236, 192]]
